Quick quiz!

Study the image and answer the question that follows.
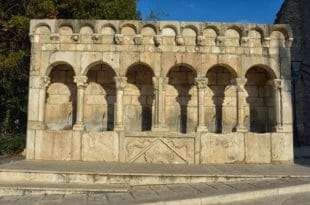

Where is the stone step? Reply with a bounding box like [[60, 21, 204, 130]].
[[0, 182, 128, 196], [1, 160, 310, 186]]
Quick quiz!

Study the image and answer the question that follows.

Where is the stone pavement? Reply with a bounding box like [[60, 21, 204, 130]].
[[0, 178, 309, 205]]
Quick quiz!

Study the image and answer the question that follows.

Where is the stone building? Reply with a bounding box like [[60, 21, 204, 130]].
[[26, 19, 293, 164], [276, 0, 310, 145]]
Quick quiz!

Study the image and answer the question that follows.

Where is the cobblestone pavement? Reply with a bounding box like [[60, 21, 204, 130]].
[[0, 178, 309, 205]]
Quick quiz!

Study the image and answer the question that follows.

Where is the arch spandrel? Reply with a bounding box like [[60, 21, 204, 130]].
[[205, 63, 238, 78], [47, 52, 80, 76]]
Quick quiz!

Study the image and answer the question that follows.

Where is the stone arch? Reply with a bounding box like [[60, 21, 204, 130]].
[[206, 65, 237, 133], [45, 64, 77, 130], [46, 61, 76, 76], [203, 27, 218, 46], [34, 24, 51, 34], [225, 28, 240, 46], [248, 29, 262, 47], [206, 63, 238, 78], [182, 27, 197, 45], [244, 64, 277, 79], [166, 64, 197, 133], [84, 63, 116, 131], [34, 25, 51, 43], [141, 25, 156, 45], [101, 24, 117, 34], [270, 30, 286, 48], [245, 65, 276, 133], [79, 24, 95, 34], [58, 24, 74, 43], [141, 24, 157, 35], [82, 61, 116, 76], [125, 63, 155, 131], [80, 25, 94, 43], [121, 24, 137, 44]]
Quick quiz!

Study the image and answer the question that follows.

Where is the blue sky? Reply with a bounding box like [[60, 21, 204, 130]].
[[138, 0, 284, 23]]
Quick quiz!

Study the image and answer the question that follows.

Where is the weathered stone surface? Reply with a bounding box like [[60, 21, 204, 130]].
[[271, 133, 294, 163], [82, 132, 119, 162], [200, 133, 245, 163], [26, 20, 293, 164], [245, 133, 271, 163]]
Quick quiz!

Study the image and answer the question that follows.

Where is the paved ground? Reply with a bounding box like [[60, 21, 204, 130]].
[[0, 146, 308, 204], [0, 178, 309, 205]]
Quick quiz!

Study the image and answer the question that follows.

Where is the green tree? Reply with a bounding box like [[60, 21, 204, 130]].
[[0, 0, 140, 154]]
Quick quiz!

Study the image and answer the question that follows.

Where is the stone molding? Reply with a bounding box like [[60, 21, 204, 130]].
[[114, 76, 127, 90], [74, 76, 88, 89], [195, 77, 208, 89]]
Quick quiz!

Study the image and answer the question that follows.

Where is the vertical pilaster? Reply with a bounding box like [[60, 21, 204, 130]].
[[152, 76, 168, 131], [232, 78, 247, 132], [270, 79, 283, 132], [195, 77, 208, 132], [73, 76, 88, 131], [37, 76, 50, 129], [114, 77, 127, 131]]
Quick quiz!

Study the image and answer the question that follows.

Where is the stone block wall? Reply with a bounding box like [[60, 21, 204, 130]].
[[26, 20, 293, 164], [276, 0, 310, 145]]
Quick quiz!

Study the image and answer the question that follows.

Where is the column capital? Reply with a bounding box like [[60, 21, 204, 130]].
[[195, 77, 208, 89], [268, 79, 283, 89], [231, 78, 247, 92], [114, 76, 127, 90], [39, 76, 50, 89], [74, 76, 88, 89], [152, 76, 168, 90]]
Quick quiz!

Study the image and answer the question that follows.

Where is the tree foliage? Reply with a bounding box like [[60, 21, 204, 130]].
[[0, 0, 140, 154]]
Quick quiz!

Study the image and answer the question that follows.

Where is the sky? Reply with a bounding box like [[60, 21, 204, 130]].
[[138, 0, 285, 24]]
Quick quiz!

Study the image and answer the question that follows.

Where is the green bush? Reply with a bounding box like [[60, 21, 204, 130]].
[[0, 133, 26, 155]]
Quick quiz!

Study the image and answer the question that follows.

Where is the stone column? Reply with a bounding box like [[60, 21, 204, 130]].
[[73, 76, 88, 131], [114, 77, 127, 131], [195, 77, 208, 132], [37, 76, 50, 129], [270, 79, 283, 132], [232, 78, 247, 132], [152, 76, 168, 131]]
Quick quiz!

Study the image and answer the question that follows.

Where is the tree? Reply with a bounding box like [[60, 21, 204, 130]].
[[0, 0, 140, 154]]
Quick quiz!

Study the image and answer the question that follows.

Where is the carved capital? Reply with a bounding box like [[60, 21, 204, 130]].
[[74, 76, 88, 89], [195, 77, 208, 89], [176, 35, 184, 46], [114, 76, 127, 90], [92, 34, 101, 43], [114, 34, 123, 45], [134, 34, 143, 45], [71, 34, 80, 42], [152, 76, 168, 91], [231, 78, 247, 92], [241, 37, 249, 46], [39, 76, 51, 89], [262, 37, 270, 48], [197, 35, 205, 46], [216, 36, 225, 47], [268, 79, 283, 89], [154, 35, 162, 46], [50, 33, 60, 42], [286, 37, 294, 48]]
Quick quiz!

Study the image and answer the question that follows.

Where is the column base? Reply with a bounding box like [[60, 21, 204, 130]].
[[274, 125, 284, 132], [196, 126, 208, 132], [73, 123, 85, 131], [235, 126, 247, 133], [151, 125, 169, 132], [114, 125, 125, 131]]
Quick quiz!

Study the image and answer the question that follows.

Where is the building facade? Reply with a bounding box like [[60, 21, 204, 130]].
[[276, 0, 310, 145], [26, 19, 293, 164]]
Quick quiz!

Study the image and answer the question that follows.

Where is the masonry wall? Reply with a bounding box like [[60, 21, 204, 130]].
[[26, 20, 294, 164], [276, 0, 310, 145]]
